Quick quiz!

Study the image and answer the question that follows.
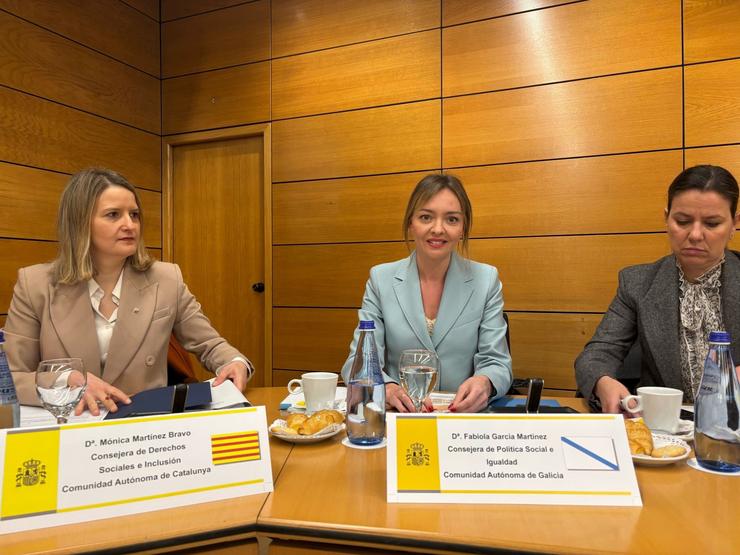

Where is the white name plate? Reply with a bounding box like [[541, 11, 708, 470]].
[[387, 413, 641, 507], [0, 407, 273, 534]]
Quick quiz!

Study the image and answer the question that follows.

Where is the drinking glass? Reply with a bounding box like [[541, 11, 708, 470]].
[[399, 349, 439, 412], [35, 358, 87, 424]]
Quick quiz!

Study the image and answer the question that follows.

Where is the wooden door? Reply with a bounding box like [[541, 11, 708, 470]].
[[172, 136, 265, 386]]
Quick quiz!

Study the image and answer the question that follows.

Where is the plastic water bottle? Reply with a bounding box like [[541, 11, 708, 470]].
[[694, 331, 740, 472], [345, 320, 386, 445], [0, 330, 20, 429]]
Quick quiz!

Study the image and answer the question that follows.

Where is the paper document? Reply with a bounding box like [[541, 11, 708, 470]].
[[207, 377, 251, 409], [20, 405, 107, 428]]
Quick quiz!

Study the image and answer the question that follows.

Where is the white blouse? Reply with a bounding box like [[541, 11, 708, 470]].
[[87, 271, 124, 370]]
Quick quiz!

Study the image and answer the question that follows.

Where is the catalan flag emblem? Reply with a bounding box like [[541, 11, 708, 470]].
[[211, 431, 261, 465]]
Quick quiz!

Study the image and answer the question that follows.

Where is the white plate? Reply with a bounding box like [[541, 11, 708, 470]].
[[671, 419, 695, 442], [269, 419, 345, 444], [288, 400, 347, 414], [632, 434, 691, 466]]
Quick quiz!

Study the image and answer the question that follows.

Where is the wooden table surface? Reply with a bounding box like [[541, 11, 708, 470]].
[[258, 394, 738, 555], [3, 388, 737, 554], [3, 388, 292, 555]]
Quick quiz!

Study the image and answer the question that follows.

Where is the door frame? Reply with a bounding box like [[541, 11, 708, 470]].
[[162, 123, 273, 386]]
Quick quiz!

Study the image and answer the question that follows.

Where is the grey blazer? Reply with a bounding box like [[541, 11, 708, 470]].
[[341, 252, 513, 398], [575, 250, 740, 400]]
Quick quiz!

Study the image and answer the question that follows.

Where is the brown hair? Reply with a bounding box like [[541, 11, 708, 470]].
[[667, 165, 738, 216], [402, 174, 473, 256], [52, 168, 152, 284]]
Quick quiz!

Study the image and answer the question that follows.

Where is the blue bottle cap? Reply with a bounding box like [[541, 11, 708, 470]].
[[359, 320, 375, 330], [708, 331, 731, 344]]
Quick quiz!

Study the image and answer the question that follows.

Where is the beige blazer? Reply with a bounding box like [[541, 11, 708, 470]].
[[4, 261, 248, 405]]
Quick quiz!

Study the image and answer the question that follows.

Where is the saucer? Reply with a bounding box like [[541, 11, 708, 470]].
[[632, 434, 691, 466], [289, 399, 347, 414], [670, 419, 694, 442], [269, 419, 345, 444]]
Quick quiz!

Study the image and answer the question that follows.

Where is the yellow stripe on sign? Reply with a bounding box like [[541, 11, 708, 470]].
[[441, 489, 632, 496], [213, 454, 261, 466], [59, 478, 265, 513], [437, 415, 613, 421], [396, 417, 440, 492], [2, 429, 60, 519]]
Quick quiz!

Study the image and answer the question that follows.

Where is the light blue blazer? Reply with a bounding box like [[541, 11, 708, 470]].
[[341, 252, 512, 398]]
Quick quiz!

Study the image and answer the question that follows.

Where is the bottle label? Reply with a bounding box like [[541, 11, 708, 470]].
[[366, 347, 382, 382], [699, 358, 721, 395]]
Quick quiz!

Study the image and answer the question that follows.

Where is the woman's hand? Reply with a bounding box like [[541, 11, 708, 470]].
[[75, 373, 131, 416], [213, 361, 249, 392], [594, 375, 633, 414], [385, 383, 416, 412], [449, 375, 493, 413]]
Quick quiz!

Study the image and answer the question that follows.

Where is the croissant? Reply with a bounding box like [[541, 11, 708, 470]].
[[651, 445, 686, 458], [271, 425, 298, 436], [286, 413, 308, 432], [299, 412, 336, 435], [313, 409, 344, 424], [625, 419, 653, 455]]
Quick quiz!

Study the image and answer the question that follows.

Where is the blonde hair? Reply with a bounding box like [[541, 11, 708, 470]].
[[52, 168, 152, 284], [402, 174, 473, 256]]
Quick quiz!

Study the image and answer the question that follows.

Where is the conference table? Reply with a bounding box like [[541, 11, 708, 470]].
[[4, 388, 738, 554]]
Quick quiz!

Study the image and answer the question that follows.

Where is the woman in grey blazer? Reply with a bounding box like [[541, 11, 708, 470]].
[[4, 168, 252, 413], [576, 165, 740, 412], [341, 175, 512, 413]]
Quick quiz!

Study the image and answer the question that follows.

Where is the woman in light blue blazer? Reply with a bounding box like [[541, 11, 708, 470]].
[[341, 174, 512, 412]]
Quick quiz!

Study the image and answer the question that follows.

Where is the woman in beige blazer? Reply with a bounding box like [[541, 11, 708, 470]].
[[4, 168, 252, 413]]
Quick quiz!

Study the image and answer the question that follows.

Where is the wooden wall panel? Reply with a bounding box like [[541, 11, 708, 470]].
[[456, 151, 682, 237], [273, 308, 357, 372], [162, 0, 245, 21], [0, 11, 159, 133], [443, 0, 680, 96], [0, 87, 160, 189], [508, 313, 600, 390], [272, 0, 440, 58], [444, 68, 682, 167], [273, 172, 427, 245], [273, 101, 441, 182], [273, 369, 317, 387], [0, 315, 5, 327], [163, 62, 269, 134], [684, 0, 740, 63], [121, 0, 159, 20], [0, 239, 58, 313], [685, 145, 740, 178], [0, 163, 160, 248], [273, 152, 682, 245], [685, 59, 740, 148], [162, 1, 269, 77], [470, 234, 670, 312], [442, 0, 570, 26], [274, 243, 407, 307], [0, 164, 66, 242], [275, 235, 671, 311], [0, 0, 159, 76], [273, 31, 440, 119], [272, 307, 597, 391], [139, 189, 162, 248]]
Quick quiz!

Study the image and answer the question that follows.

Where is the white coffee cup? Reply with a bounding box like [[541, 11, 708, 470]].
[[287, 372, 338, 413], [620, 386, 683, 433]]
